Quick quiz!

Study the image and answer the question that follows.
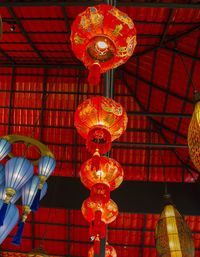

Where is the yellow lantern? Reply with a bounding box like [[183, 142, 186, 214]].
[[155, 204, 195, 257], [188, 92, 200, 171]]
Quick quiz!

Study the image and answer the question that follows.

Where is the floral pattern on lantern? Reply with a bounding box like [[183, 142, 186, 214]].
[[71, 4, 136, 85], [155, 204, 195, 257], [75, 96, 128, 154], [80, 154, 123, 191], [88, 243, 117, 257], [82, 197, 118, 224]]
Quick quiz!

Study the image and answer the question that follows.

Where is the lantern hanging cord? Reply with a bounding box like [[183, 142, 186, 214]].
[[23, 73, 58, 157], [178, 52, 197, 93]]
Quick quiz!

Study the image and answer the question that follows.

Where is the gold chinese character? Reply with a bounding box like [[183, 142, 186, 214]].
[[74, 32, 85, 45], [116, 46, 127, 57], [110, 24, 123, 37]]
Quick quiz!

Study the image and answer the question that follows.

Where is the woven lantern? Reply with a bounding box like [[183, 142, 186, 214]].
[[26, 248, 49, 257], [71, 4, 136, 85], [75, 96, 128, 154], [82, 196, 118, 224], [188, 92, 200, 171], [80, 151, 123, 203], [88, 243, 117, 257], [155, 204, 195, 257]]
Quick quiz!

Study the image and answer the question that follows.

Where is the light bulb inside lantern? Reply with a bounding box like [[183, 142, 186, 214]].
[[97, 41, 108, 50], [97, 170, 103, 177]]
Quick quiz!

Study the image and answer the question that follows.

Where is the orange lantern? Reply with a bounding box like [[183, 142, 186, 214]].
[[74, 96, 128, 154], [80, 151, 123, 191], [82, 197, 118, 224], [71, 4, 137, 85], [88, 243, 117, 257]]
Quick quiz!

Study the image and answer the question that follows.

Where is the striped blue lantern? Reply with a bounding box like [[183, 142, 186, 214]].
[[0, 157, 33, 226], [40, 182, 48, 200], [12, 175, 39, 246], [0, 199, 19, 244], [31, 181, 48, 212], [31, 156, 56, 212], [0, 139, 11, 161], [0, 185, 22, 204], [0, 164, 5, 186]]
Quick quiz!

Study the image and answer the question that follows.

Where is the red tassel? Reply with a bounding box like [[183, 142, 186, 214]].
[[94, 236, 100, 254], [88, 63, 101, 86]]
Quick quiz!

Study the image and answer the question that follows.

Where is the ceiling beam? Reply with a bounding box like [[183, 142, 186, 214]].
[[0, 1, 199, 8]]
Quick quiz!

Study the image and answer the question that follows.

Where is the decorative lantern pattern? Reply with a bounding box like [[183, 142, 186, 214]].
[[82, 197, 118, 224], [155, 204, 195, 257], [0, 200, 19, 245], [71, 4, 136, 85], [188, 98, 200, 171], [88, 243, 117, 257], [80, 152, 123, 191], [75, 96, 128, 154]]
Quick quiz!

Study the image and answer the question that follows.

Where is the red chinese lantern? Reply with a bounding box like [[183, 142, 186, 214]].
[[80, 151, 123, 191], [71, 4, 137, 86], [88, 243, 117, 257], [74, 96, 128, 154], [82, 197, 118, 224]]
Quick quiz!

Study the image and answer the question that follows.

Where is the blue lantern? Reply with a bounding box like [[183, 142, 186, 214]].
[[12, 175, 39, 246], [0, 164, 5, 186], [31, 156, 55, 212], [0, 139, 11, 161], [0, 199, 19, 244], [0, 184, 22, 204], [0, 157, 33, 225], [40, 182, 48, 200]]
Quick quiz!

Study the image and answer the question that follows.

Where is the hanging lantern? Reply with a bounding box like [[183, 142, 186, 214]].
[[0, 163, 5, 185], [0, 157, 33, 226], [75, 96, 128, 154], [80, 151, 123, 191], [82, 197, 118, 224], [0, 200, 19, 244], [0, 184, 22, 204], [155, 204, 195, 257], [12, 175, 40, 246], [88, 243, 117, 257], [0, 138, 11, 161], [26, 248, 49, 257], [188, 92, 200, 171], [71, 4, 137, 85], [31, 156, 56, 212]]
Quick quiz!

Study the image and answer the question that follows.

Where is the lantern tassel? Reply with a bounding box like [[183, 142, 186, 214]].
[[94, 236, 100, 255], [11, 219, 25, 246], [88, 63, 101, 86], [0, 202, 8, 226], [31, 189, 41, 212]]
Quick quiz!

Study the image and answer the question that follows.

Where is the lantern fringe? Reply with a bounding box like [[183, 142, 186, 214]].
[[0, 202, 8, 226], [11, 219, 24, 246], [31, 189, 41, 212], [94, 237, 100, 255]]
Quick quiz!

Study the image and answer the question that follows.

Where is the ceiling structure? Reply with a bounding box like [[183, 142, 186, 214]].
[[0, 0, 200, 256]]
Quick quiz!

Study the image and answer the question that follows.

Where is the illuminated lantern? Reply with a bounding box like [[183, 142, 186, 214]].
[[0, 157, 33, 226], [0, 184, 22, 204], [80, 151, 123, 191], [88, 243, 117, 257], [155, 204, 195, 257], [82, 197, 118, 224], [75, 96, 128, 154], [188, 92, 200, 171], [71, 4, 137, 86], [0, 138, 11, 161], [0, 164, 5, 186], [12, 175, 40, 246]]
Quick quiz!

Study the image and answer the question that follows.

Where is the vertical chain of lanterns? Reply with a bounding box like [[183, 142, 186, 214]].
[[75, 96, 128, 256], [0, 136, 56, 247]]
